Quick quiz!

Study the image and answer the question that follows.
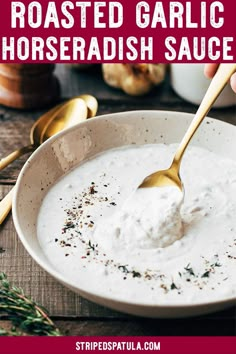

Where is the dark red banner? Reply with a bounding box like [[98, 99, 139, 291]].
[[0, 336, 235, 354], [0, 0, 235, 63]]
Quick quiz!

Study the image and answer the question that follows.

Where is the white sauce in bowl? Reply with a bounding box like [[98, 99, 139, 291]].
[[37, 144, 236, 305], [94, 186, 184, 249]]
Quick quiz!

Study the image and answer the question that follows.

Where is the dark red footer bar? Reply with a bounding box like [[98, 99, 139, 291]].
[[0, 336, 235, 354]]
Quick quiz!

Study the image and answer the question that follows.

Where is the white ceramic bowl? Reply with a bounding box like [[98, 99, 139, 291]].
[[13, 111, 236, 318]]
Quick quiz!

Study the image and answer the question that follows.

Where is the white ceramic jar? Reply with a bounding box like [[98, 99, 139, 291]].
[[170, 64, 236, 108]]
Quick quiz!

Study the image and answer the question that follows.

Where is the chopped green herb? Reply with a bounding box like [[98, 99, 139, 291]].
[[201, 271, 210, 278], [184, 264, 195, 276], [88, 240, 96, 251]]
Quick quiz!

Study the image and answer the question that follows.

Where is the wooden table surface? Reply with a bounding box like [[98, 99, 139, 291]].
[[0, 64, 235, 336]]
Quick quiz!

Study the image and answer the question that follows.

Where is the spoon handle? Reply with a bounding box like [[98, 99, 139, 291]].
[[0, 145, 35, 171], [173, 63, 236, 166], [0, 187, 14, 224]]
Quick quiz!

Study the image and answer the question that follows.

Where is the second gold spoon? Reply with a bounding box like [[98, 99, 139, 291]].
[[0, 94, 98, 171], [139, 63, 236, 190]]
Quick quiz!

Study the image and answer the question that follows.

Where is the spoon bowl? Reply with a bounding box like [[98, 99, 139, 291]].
[[139, 162, 183, 191], [139, 64, 236, 190], [40, 95, 98, 144], [39, 98, 88, 144], [79, 94, 98, 118]]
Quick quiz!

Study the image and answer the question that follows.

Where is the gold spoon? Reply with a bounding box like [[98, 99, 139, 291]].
[[0, 95, 98, 224], [0, 94, 98, 171], [139, 63, 236, 190]]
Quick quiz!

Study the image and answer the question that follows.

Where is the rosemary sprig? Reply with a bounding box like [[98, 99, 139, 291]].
[[0, 273, 61, 336]]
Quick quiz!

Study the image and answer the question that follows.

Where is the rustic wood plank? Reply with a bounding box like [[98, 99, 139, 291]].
[[53, 310, 236, 335], [0, 108, 47, 183], [0, 305, 235, 336]]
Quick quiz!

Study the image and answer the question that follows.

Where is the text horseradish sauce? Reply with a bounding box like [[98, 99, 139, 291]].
[[37, 144, 236, 304]]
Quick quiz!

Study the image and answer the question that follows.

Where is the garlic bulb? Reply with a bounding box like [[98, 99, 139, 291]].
[[102, 64, 167, 96]]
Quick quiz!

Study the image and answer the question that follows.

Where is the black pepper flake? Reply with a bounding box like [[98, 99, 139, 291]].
[[55, 238, 58, 242], [110, 202, 117, 206], [160, 284, 168, 292], [132, 271, 141, 278], [64, 221, 75, 229], [0, 247, 5, 254], [170, 282, 178, 290], [89, 186, 96, 194], [145, 274, 152, 280]]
